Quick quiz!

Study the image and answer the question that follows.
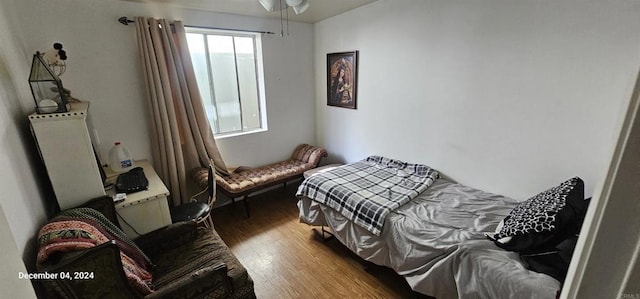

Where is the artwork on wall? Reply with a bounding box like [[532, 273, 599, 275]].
[[327, 51, 358, 109]]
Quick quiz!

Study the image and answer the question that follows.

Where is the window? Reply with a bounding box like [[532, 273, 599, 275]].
[[185, 28, 267, 136]]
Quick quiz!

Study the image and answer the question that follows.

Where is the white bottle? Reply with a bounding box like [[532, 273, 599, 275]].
[[108, 142, 134, 172]]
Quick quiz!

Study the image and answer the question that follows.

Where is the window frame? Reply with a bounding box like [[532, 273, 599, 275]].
[[185, 27, 268, 138]]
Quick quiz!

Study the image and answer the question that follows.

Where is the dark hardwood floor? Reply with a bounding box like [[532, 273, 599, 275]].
[[211, 182, 419, 299]]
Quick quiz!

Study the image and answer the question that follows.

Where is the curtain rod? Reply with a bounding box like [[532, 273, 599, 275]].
[[118, 17, 275, 35]]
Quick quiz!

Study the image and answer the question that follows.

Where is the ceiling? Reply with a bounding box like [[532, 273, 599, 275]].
[[121, 0, 378, 23]]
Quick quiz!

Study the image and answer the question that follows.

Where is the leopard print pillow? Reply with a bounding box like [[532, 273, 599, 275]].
[[487, 177, 586, 253], [495, 177, 579, 239]]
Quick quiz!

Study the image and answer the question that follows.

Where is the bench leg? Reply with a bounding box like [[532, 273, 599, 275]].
[[243, 196, 250, 218]]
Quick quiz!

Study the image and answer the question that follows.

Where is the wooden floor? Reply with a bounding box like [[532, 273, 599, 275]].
[[212, 182, 419, 299]]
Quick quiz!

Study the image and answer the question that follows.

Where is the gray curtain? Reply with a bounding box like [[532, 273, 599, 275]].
[[134, 17, 229, 206]]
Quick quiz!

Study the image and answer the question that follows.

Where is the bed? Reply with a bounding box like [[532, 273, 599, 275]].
[[296, 157, 569, 298]]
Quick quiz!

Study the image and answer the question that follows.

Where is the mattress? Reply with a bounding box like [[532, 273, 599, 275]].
[[298, 178, 561, 298]]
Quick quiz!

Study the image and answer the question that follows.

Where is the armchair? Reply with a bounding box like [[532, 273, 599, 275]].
[[36, 196, 255, 299]]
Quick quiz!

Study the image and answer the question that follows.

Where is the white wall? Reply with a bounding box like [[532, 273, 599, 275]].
[[314, 0, 640, 200], [15, 0, 315, 169], [0, 205, 37, 298], [0, 0, 54, 296]]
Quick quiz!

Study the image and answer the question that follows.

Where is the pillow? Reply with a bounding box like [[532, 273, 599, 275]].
[[486, 177, 587, 253], [520, 232, 583, 283]]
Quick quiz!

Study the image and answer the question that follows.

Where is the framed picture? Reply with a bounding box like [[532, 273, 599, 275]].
[[327, 51, 358, 109]]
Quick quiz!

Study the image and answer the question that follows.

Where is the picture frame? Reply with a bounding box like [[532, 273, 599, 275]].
[[327, 51, 358, 109]]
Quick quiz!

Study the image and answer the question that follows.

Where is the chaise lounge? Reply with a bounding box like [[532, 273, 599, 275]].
[[192, 144, 327, 217]]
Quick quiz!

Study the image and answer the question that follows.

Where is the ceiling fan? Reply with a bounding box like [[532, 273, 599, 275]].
[[259, 0, 309, 36], [259, 0, 309, 15]]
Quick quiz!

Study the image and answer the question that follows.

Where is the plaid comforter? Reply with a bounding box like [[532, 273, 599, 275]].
[[296, 156, 439, 235]]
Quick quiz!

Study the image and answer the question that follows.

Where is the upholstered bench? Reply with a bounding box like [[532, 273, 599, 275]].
[[192, 144, 327, 217]]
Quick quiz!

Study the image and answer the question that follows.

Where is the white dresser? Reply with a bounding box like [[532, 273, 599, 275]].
[[29, 101, 106, 210]]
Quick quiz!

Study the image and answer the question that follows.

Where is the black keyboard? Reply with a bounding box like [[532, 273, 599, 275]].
[[115, 167, 149, 193]]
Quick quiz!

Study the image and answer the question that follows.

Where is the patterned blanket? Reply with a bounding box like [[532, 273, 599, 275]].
[[37, 208, 154, 295], [296, 156, 439, 235]]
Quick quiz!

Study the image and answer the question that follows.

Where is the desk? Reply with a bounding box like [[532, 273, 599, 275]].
[[105, 160, 172, 237]]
